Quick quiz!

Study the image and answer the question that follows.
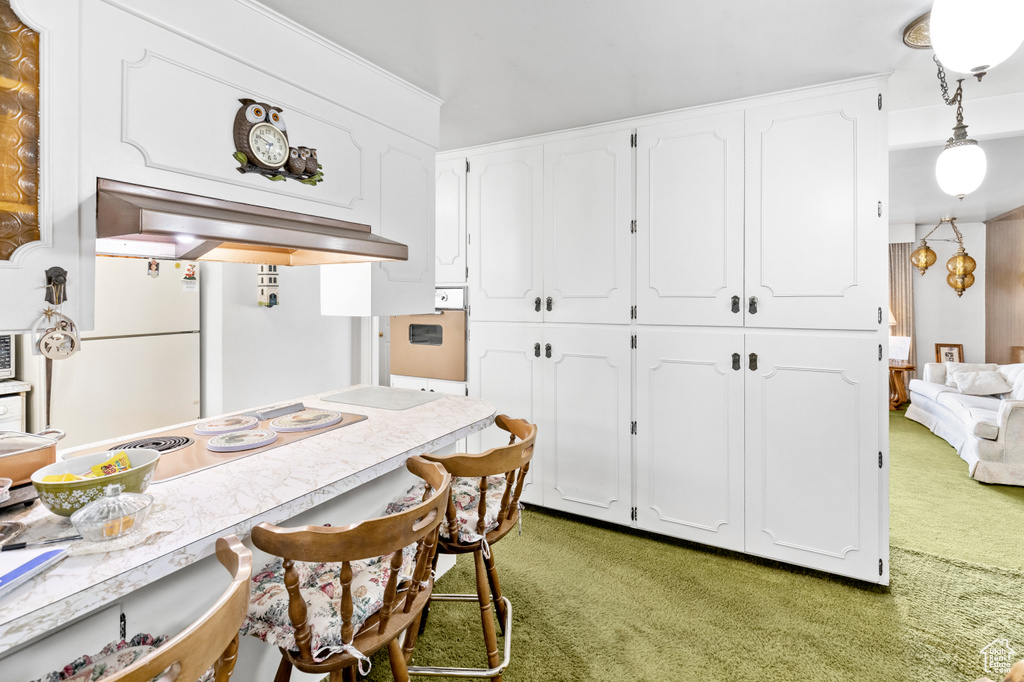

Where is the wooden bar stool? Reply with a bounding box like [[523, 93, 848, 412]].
[[390, 415, 536, 681], [36, 535, 252, 682], [241, 456, 452, 682]]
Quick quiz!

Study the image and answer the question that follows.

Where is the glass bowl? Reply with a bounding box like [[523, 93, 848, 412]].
[[70, 483, 153, 542]]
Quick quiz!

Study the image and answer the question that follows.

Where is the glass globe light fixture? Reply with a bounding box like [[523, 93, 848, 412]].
[[945, 245, 977, 297], [931, 0, 1024, 78], [936, 133, 987, 199], [910, 238, 938, 275]]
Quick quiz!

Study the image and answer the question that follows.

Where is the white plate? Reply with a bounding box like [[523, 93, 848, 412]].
[[270, 409, 343, 433], [194, 415, 259, 436], [206, 429, 278, 453]]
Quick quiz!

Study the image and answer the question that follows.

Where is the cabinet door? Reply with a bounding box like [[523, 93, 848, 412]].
[[543, 131, 633, 323], [635, 328, 745, 551], [467, 323, 544, 505], [541, 325, 632, 524], [636, 112, 744, 326], [745, 87, 883, 330], [435, 157, 467, 285], [744, 333, 881, 582], [467, 147, 544, 322]]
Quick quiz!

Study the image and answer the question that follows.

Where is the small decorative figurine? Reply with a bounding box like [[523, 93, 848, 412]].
[[257, 264, 280, 308], [232, 98, 324, 185]]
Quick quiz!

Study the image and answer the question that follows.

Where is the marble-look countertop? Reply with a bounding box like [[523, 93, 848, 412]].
[[0, 380, 31, 396], [0, 386, 495, 652]]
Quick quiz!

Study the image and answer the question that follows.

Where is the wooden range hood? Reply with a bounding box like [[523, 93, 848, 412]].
[[95, 178, 408, 266]]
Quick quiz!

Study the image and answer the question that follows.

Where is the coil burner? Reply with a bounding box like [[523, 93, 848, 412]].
[[110, 436, 194, 455]]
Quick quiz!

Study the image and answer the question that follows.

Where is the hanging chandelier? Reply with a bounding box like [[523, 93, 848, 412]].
[[910, 217, 976, 297], [933, 57, 986, 200]]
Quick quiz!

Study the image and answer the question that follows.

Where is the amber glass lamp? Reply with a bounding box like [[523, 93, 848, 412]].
[[910, 238, 937, 275], [946, 245, 977, 297]]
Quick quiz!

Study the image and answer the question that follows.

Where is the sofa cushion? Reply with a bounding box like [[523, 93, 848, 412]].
[[949, 370, 1014, 396], [936, 393, 1001, 440], [909, 378, 957, 402], [944, 363, 999, 387], [1002, 364, 1024, 400]]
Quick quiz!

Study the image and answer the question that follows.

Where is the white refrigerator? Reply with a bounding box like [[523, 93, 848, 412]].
[[20, 256, 201, 448]]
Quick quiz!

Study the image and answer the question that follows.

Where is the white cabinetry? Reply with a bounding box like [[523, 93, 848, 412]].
[[543, 131, 633, 323], [435, 158, 467, 285], [540, 325, 632, 524], [636, 111, 745, 327], [635, 328, 745, 551], [744, 87, 882, 331], [467, 323, 544, 505], [467, 146, 545, 323], [743, 332, 880, 581]]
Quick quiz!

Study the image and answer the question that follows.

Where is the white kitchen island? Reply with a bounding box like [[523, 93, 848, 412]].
[[0, 386, 495, 681]]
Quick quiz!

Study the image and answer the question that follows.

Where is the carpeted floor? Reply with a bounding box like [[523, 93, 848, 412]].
[[358, 411, 1024, 681]]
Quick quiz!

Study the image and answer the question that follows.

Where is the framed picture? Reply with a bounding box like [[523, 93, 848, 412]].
[[1012, 346, 1024, 364], [935, 343, 964, 363]]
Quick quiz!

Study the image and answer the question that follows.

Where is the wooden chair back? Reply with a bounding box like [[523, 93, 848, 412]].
[[107, 535, 253, 682], [422, 414, 537, 544], [249, 456, 452, 668]]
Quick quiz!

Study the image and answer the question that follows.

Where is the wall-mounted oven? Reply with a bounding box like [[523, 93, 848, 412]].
[[389, 288, 466, 383]]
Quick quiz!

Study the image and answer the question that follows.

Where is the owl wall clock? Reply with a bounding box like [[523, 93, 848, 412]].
[[232, 99, 324, 185]]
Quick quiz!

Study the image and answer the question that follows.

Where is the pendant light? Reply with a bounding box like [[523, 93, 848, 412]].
[[930, 0, 1024, 79], [933, 58, 986, 199], [909, 217, 976, 297]]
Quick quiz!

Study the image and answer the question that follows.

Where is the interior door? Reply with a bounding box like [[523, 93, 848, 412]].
[[744, 86, 883, 330], [467, 322, 544, 504], [636, 111, 744, 327], [744, 332, 882, 582], [543, 130, 633, 323], [635, 328, 745, 551], [541, 325, 631, 524], [435, 157, 467, 285], [467, 146, 544, 322]]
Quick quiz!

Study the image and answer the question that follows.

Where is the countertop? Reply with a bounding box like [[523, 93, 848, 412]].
[[0, 380, 30, 397], [0, 386, 495, 652]]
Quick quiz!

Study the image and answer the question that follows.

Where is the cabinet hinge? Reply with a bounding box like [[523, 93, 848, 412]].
[[466, 159, 470, 173], [878, 451, 883, 468], [878, 201, 883, 218], [878, 307, 882, 325], [631, 506, 638, 521], [630, 305, 637, 320], [879, 558, 884, 576], [630, 132, 637, 148], [878, 344, 883, 361], [630, 421, 637, 435], [877, 93, 883, 110], [630, 334, 637, 349], [630, 219, 637, 234], [120, 613, 127, 640], [465, 266, 469, 280]]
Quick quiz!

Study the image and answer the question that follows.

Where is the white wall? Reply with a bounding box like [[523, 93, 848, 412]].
[[201, 262, 359, 414], [911, 222, 986, 364]]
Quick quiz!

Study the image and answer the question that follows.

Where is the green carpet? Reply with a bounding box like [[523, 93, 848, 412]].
[[356, 412, 1024, 681]]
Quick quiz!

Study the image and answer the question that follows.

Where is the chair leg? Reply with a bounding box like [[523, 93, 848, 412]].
[[213, 634, 239, 682], [334, 666, 356, 682], [403, 616, 423, 664], [274, 655, 293, 682], [474, 549, 503, 682], [483, 550, 508, 636], [418, 550, 442, 635], [388, 637, 411, 682]]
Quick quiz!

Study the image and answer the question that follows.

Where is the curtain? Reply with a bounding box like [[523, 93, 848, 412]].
[[889, 242, 916, 376]]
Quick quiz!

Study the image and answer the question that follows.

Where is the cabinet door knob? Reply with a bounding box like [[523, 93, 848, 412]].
[[749, 353, 758, 371], [534, 297, 542, 312], [732, 353, 741, 371], [748, 296, 758, 315], [545, 343, 552, 359], [546, 297, 553, 312], [731, 295, 740, 314], [534, 342, 541, 358]]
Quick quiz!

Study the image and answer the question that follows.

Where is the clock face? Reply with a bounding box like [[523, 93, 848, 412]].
[[248, 122, 289, 168]]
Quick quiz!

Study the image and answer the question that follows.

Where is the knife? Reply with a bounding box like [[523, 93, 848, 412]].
[[2, 535, 82, 551]]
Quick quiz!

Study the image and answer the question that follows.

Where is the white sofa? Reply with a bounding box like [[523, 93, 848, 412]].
[[906, 362, 1024, 486]]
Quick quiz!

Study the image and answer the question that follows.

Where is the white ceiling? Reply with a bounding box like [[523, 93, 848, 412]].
[[258, 0, 1024, 222]]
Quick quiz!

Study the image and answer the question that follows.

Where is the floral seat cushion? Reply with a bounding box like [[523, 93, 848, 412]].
[[32, 633, 214, 682], [386, 475, 508, 544], [240, 547, 416, 663]]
